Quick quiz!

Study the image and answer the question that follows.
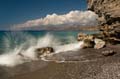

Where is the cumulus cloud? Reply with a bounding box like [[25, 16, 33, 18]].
[[13, 10, 98, 30]]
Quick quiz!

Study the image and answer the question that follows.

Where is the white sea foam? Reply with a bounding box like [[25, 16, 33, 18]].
[[0, 33, 84, 67], [55, 41, 84, 53]]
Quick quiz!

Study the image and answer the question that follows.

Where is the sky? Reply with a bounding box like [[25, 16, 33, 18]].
[[0, 0, 87, 30]]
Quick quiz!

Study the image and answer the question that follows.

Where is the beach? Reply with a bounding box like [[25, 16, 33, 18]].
[[0, 45, 119, 79], [0, 0, 119, 79]]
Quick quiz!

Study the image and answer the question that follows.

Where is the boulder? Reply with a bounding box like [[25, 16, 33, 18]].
[[78, 33, 95, 48], [102, 50, 116, 56], [82, 39, 95, 48], [34, 47, 54, 58], [77, 33, 94, 41], [77, 33, 87, 41], [94, 38, 105, 49]]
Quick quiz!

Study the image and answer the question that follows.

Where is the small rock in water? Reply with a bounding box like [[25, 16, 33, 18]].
[[34, 47, 54, 58], [94, 38, 105, 49], [102, 50, 116, 56]]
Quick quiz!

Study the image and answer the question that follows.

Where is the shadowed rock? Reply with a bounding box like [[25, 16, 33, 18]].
[[102, 50, 116, 56], [34, 47, 54, 58]]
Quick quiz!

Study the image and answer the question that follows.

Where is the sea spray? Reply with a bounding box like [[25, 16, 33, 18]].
[[54, 41, 84, 53], [36, 33, 61, 48], [41, 41, 84, 62], [0, 47, 26, 67], [2, 32, 36, 53], [0, 32, 84, 67]]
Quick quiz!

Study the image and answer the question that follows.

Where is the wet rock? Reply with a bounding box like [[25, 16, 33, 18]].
[[77, 33, 87, 41], [102, 50, 115, 56], [82, 39, 95, 48], [34, 47, 54, 58], [77, 33, 94, 41], [77, 33, 107, 49], [77, 33, 95, 48], [94, 38, 105, 49]]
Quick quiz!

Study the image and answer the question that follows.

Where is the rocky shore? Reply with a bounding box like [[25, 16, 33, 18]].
[[0, 45, 119, 79], [0, 0, 120, 79]]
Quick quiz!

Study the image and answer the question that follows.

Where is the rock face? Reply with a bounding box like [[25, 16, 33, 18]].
[[87, 0, 120, 26], [87, 0, 120, 44]]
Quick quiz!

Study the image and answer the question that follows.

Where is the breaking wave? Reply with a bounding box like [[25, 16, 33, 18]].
[[0, 32, 84, 67]]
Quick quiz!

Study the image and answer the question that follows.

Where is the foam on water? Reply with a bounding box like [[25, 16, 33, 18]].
[[55, 41, 84, 53], [0, 33, 84, 67]]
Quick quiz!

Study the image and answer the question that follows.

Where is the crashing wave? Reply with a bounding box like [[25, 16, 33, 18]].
[[0, 33, 84, 67]]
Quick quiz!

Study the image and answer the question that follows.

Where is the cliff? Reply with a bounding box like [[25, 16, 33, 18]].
[[87, 0, 120, 26], [87, 0, 120, 44]]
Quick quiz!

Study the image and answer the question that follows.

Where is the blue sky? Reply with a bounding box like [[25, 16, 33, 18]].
[[0, 0, 87, 30]]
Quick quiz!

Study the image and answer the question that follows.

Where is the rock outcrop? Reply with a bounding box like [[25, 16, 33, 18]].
[[77, 33, 95, 48], [87, 0, 120, 26], [87, 0, 120, 45], [77, 33, 105, 49]]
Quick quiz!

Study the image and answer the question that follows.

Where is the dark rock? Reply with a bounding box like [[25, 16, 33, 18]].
[[34, 47, 54, 58], [83, 39, 95, 48], [102, 50, 116, 56], [77, 33, 96, 48], [77, 33, 87, 41], [77, 33, 94, 41]]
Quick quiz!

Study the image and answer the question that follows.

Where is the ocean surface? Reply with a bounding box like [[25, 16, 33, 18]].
[[0, 30, 98, 67]]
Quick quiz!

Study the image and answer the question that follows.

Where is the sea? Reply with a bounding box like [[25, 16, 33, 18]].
[[0, 30, 98, 67]]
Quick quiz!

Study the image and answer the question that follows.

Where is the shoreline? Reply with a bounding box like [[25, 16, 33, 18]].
[[1, 45, 119, 79]]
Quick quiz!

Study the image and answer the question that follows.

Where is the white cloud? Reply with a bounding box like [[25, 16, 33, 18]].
[[13, 10, 98, 30]]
